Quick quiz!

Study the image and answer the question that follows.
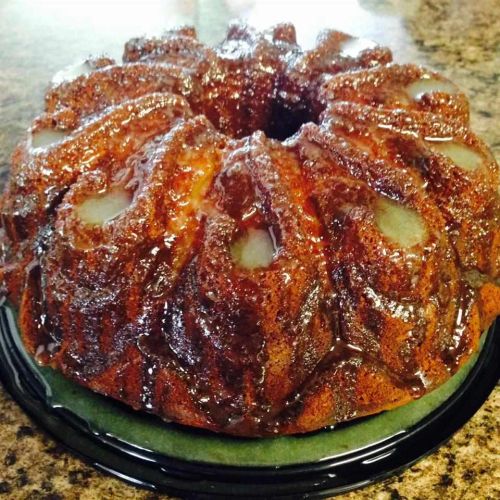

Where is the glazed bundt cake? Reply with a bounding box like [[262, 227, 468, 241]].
[[1, 23, 499, 436]]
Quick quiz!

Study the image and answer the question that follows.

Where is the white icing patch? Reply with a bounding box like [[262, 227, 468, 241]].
[[31, 129, 68, 149], [405, 77, 457, 100], [231, 228, 276, 269], [52, 60, 92, 85], [76, 188, 131, 226], [340, 37, 377, 57], [431, 141, 482, 172], [375, 199, 427, 248]]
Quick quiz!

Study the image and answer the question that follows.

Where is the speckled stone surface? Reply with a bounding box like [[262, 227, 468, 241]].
[[0, 0, 498, 498]]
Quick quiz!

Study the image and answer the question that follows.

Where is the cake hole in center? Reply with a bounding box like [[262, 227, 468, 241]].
[[265, 102, 319, 141]]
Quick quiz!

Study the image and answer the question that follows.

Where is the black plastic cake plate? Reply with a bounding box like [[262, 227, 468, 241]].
[[0, 303, 498, 499]]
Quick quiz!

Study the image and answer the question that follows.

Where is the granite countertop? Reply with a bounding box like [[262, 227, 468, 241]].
[[0, 0, 498, 498]]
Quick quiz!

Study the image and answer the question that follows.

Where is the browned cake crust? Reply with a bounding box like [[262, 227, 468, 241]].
[[0, 23, 498, 436]]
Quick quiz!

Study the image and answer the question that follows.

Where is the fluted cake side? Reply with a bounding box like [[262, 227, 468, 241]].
[[0, 23, 498, 436]]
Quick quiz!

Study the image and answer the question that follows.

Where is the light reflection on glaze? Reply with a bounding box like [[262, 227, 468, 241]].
[[365, 286, 416, 322]]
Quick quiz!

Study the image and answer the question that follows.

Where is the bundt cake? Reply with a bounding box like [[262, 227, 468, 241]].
[[0, 23, 499, 437]]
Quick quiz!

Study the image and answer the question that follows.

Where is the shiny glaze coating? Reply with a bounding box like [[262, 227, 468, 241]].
[[0, 23, 498, 436]]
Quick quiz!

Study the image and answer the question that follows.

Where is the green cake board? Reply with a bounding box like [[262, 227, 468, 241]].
[[21, 326, 484, 468]]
